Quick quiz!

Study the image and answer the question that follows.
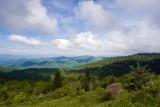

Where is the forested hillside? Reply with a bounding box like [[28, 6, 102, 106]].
[[0, 0, 159, 106], [0, 67, 19, 72], [0, 53, 160, 81], [0, 61, 160, 107], [69, 53, 160, 76]]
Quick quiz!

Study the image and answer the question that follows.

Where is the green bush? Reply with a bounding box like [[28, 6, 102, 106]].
[[103, 83, 122, 101], [0, 89, 7, 102], [53, 85, 73, 99], [34, 81, 52, 95], [7, 91, 17, 100], [13, 92, 27, 104], [78, 89, 85, 96]]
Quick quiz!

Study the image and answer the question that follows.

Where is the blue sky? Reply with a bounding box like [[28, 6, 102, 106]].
[[0, 0, 160, 56]]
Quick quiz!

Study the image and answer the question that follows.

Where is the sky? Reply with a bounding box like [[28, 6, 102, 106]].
[[0, 0, 160, 56]]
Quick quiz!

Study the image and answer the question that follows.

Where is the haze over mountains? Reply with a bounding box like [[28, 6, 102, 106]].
[[0, 0, 160, 106], [0, 54, 106, 68], [0, 53, 160, 81]]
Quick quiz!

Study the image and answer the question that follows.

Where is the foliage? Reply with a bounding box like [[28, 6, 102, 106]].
[[0, 54, 160, 106], [63, 74, 78, 85], [53, 69, 62, 91], [85, 70, 93, 91], [1, 53, 160, 81], [105, 77, 160, 107], [100, 75, 120, 89], [123, 63, 155, 91], [69, 53, 160, 77], [0, 68, 57, 81], [13, 92, 27, 104], [103, 83, 122, 101], [34, 81, 52, 95], [0, 67, 19, 72]]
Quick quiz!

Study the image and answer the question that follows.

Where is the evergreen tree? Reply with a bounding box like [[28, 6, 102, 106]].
[[124, 63, 152, 91], [53, 69, 62, 91], [85, 70, 93, 91]]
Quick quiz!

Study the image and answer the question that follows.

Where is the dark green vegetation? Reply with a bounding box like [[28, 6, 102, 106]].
[[53, 69, 62, 90], [0, 55, 106, 68], [0, 53, 160, 107], [0, 67, 19, 72], [69, 53, 160, 76], [1, 53, 160, 81]]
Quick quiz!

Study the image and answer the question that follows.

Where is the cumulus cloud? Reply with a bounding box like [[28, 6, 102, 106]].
[[50, 20, 160, 55], [51, 32, 103, 50], [74, 32, 103, 50], [75, 1, 116, 32], [51, 39, 72, 50], [97, 19, 160, 55], [1, 0, 160, 56], [8, 34, 42, 46], [0, 0, 58, 34]]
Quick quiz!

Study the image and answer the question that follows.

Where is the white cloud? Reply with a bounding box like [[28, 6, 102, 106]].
[[8, 34, 42, 46], [1, 0, 160, 56], [113, 0, 160, 26], [74, 32, 103, 50], [51, 39, 72, 50], [51, 19, 160, 55], [0, 0, 58, 34], [102, 20, 160, 55], [114, 0, 160, 13], [50, 32, 103, 52], [75, 1, 116, 32]]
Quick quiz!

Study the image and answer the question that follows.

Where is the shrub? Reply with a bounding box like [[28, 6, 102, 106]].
[[7, 91, 17, 100], [47, 92, 54, 98], [103, 83, 122, 101], [78, 89, 85, 96], [34, 81, 52, 95], [13, 92, 27, 103], [53, 85, 73, 99], [123, 63, 155, 91], [4, 100, 13, 105]]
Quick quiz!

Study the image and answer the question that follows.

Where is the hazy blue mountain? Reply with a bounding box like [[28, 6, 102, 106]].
[[1, 53, 160, 81], [0, 55, 106, 68]]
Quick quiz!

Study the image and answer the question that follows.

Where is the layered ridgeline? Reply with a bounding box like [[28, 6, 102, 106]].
[[69, 53, 160, 76], [0, 53, 160, 81], [0, 55, 106, 68]]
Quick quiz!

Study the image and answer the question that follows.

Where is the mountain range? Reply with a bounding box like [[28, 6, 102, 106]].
[[0, 53, 160, 81], [0, 55, 106, 68]]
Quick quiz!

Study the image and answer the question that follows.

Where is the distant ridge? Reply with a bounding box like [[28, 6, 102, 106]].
[[0, 53, 160, 81], [68, 53, 160, 77], [0, 55, 106, 68]]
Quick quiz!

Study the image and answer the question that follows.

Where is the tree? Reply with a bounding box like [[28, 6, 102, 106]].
[[53, 69, 62, 91], [85, 70, 93, 91], [123, 63, 153, 91]]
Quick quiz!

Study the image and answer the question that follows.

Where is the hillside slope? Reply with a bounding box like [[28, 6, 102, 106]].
[[0, 53, 160, 81], [68, 53, 160, 76]]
